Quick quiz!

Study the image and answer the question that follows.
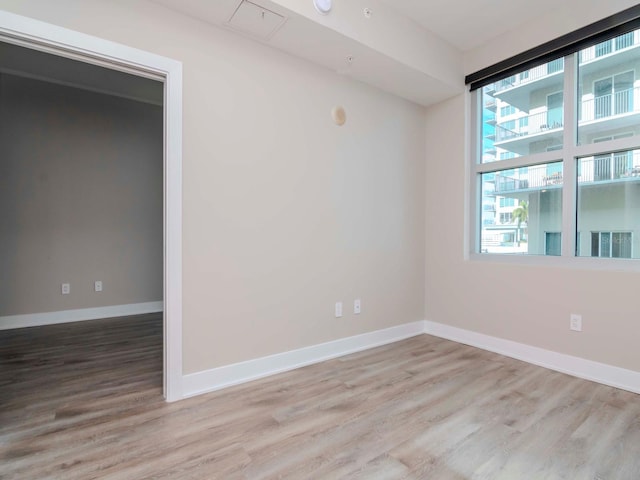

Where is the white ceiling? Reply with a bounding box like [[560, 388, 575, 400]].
[[152, 0, 465, 105], [148, 0, 638, 106], [378, 0, 568, 52], [2, 0, 632, 109]]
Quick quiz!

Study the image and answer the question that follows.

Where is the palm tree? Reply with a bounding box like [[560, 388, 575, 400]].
[[512, 200, 528, 246]]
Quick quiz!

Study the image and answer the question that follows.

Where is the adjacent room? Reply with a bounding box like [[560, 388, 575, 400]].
[[0, 0, 639, 478]]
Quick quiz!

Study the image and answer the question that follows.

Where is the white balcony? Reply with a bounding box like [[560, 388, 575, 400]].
[[578, 86, 640, 137], [490, 30, 640, 111], [579, 31, 640, 68], [493, 164, 562, 195], [491, 60, 564, 111], [494, 87, 640, 155], [494, 109, 563, 155], [579, 154, 640, 184], [494, 155, 640, 196]]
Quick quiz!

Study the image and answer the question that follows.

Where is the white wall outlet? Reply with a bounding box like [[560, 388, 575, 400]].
[[61, 283, 70, 295], [354, 298, 361, 314], [95, 280, 103, 292], [335, 301, 343, 318], [570, 313, 582, 332]]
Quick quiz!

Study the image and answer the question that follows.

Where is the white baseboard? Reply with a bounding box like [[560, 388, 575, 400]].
[[424, 320, 640, 395], [0, 301, 164, 330], [182, 321, 426, 398]]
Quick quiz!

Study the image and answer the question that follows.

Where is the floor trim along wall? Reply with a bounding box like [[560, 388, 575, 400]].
[[424, 320, 640, 395], [182, 321, 426, 398], [0, 301, 164, 330]]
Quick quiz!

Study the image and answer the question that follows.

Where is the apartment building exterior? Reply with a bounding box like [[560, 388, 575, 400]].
[[480, 30, 640, 258]]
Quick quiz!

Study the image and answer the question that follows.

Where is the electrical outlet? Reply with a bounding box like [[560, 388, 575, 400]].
[[95, 281, 103, 292], [61, 283, 70, 295], [335, 302, 343, 318], [570, 314, 582, 332], [354, 298, 361, 314]]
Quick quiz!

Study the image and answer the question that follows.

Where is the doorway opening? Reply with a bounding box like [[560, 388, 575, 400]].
[[0, 11, 183, 401]]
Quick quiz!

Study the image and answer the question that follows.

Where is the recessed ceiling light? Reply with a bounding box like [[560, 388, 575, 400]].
[[313, 0, 332, 15]]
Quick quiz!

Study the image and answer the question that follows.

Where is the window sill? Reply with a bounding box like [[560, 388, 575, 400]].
[[468, 252, 640, 272]]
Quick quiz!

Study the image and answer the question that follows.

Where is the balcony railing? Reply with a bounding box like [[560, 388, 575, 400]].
[[579, 31, 638, 64], [495, 88, 640, 146], [494, 157, 640, 194], [493, 32, 640, 95], [579, 87, 638, 122], [495, 108, 563, 143], [579, 154, 640, 183], [494, 164, 562, 193], [494, 59, 564, 93]]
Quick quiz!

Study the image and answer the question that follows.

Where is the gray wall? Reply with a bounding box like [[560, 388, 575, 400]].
[[0, 73, 163, 317]]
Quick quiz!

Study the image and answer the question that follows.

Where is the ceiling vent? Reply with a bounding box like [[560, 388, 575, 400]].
[[227, 1, 287, 40]]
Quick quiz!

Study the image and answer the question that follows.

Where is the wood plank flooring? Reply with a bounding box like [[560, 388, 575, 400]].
[[1, 315, 639, 479]]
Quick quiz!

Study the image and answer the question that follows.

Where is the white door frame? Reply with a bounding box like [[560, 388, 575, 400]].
[[0, 10, 184, 402]]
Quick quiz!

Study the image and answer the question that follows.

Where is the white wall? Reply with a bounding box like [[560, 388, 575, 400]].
[[0, 73, 163, 317], [427, 2, 640, 374], [448, 0, 640, 371], [425, 94, 639, 373], [0, 0, 426, 374]]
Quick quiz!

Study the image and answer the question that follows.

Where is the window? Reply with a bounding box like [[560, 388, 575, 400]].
[[588, 232, 632, 258], [545, 232, 562, 256], [546, 92, 563, 130], [576, 149, 639, 259], [472, 27, 640, 261], [500, 119, 516, 131], [499, 212, 513, 224], [590, 71, 633, 121], [483, 59, 565, 159], [500, 105, 516, 117]]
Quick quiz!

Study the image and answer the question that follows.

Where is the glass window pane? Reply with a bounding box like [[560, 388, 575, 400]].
[[577, 150, 640, 259], [545, 232, 562, 256], [480, 162, 563, 254], [481, 59, 564, 162], [578, 30, 640, 146]]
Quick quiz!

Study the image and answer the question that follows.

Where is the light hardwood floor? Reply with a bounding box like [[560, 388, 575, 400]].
[[1, 315, 639, 479]]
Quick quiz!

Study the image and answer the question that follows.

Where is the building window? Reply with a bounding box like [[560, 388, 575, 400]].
[[500, 105, 516, 117], [499, 197, 516, 208], [499, 212, 513, 224], [588, 232, 632, 258], [590, 71, 634, 121], [473, 29, 640, 260], [545, 232, 562, 256]]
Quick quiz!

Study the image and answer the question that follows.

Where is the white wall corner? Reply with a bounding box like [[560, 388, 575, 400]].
[[424, 320, 640, 395], [0, 301, 164, 330], [182, 320, 427, 399]]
